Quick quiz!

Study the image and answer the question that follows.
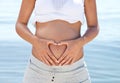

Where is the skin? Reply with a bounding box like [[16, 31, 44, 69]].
[[15, 0, 99, 66]]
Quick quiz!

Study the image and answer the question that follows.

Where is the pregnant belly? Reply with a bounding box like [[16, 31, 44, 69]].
[[35, 27, 80, 59]]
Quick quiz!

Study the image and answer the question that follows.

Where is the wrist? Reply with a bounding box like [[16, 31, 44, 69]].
[[77, 37, 86, 46], [82, 36, 86, 45], [31, 35, 39, 46]]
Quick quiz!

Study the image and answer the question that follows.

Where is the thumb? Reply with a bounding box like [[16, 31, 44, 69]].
[[47, 40, 58, 45]]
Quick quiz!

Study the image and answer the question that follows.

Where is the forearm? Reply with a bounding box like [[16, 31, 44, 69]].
[[15, 22, 35, 45], [80, 25, 100, 45]]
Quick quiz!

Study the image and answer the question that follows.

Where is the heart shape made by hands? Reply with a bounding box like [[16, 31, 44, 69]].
[[48, 43, 67, 60]]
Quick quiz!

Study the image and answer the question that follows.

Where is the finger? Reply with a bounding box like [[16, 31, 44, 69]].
[[59, 56, 70, 66], [38, 55, 44, 62], [47, 40, 57, 45], [58, 48, 69, 62], [63, 58, 73, 65], [70, 58, 76, 64], [46, 46, 58, 63], [39, 38, 56, 45], [47, 52, 59, 65], [45, 53, 56, 66], [41, 55, 51, 66], [58, 41, 68, 46]]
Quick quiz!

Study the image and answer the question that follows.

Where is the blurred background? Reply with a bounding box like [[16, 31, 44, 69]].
[[0, 0, 120, 83]]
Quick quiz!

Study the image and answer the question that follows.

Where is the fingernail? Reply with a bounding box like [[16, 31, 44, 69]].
[[59, 64, 61, 66], [54, 43, 58, 45], [58, 43, 61, 45]]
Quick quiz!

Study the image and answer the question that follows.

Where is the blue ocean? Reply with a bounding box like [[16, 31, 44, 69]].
[[0, 0, 120, 83]]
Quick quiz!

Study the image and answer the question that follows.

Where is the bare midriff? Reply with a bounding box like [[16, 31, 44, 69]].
[[32, 20, 84, 64]]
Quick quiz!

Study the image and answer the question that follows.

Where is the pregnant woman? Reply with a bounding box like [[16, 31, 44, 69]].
[[15, 0, 99, 83]]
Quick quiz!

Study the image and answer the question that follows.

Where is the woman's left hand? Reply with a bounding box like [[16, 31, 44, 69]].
[[57, 38, 84, 66]]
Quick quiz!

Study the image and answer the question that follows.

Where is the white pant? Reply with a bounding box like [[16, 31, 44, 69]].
[[23, 54, 91, 83]]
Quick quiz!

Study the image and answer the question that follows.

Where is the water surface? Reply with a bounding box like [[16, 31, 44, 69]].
[[0, 0, 120, 83]]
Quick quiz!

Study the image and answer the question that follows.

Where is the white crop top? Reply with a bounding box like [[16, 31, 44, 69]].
[[33, 0, 85, 25]]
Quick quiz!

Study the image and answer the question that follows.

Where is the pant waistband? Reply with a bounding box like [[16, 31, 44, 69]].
[[29, 54, 86, 72]]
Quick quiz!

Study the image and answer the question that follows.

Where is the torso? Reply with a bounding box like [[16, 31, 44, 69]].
[[32, 20, 84, 63], [32, 0, 85, 64]]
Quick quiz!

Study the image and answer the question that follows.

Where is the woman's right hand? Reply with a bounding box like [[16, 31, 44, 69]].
[[32, 36, 58, 66]]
